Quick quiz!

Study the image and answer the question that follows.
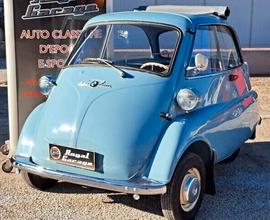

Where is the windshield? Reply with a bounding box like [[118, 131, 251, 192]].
[[67, 23, 180, 75]]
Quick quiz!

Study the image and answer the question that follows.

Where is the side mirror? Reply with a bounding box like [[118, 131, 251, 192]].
[[187, 53, 209, 73], [118, 30, 129, 39], [195, 53, 209, 71]]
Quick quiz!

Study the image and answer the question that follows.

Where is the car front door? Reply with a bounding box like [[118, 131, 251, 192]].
[[184, 25, 256, 161]]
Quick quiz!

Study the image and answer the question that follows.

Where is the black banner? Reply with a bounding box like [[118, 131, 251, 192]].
[[13, 0, 106, 130]]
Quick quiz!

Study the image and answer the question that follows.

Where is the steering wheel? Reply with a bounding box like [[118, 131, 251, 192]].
[[140, 62, 168, 72]]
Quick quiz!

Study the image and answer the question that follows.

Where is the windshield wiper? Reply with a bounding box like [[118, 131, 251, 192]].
[[81, 58, 127, 78]]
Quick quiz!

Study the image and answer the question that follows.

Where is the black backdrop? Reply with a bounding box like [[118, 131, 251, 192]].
[[13, 0, 106, 131]]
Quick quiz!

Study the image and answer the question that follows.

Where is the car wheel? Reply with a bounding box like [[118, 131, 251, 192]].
[[2, 160, 13, 173], [161, 153, 206, 220], [220, 148, 240, 163], [21, 171, 58, 191]]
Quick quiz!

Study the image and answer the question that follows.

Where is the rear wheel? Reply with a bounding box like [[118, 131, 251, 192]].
[[161, 153, 206, 220], [250, 129, 256, 140], [21, 171, 58, 191]]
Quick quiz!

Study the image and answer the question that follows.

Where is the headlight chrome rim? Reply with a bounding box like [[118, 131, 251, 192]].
[[176, 89, 199, 112], [39, 75, 55, 96]]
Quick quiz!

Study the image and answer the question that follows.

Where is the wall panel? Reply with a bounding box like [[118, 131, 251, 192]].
[[110, 0, 269, 47], [157, 0, 204, 5], [252, 0, 270, 47]]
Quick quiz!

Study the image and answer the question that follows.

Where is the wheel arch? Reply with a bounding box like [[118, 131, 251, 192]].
[[181, 140, 216, 195], [183, 140, 213, 168], [16, 103, 45, 156], [147, 119, 216, 196]]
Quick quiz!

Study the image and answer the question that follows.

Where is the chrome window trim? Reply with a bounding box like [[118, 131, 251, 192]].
[[186, 24, 244, 79], [66, 21, 183, 77], [185, 63, 245, 80]]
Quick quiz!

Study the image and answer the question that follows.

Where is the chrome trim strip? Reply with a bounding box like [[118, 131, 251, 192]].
[[11, 156, 167, 195]]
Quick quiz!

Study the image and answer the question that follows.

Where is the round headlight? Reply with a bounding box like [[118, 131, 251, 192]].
[[176, 89, 199, 111], [39, 76, 55, 96]]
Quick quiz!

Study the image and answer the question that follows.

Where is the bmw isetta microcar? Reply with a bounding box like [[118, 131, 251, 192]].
[[12, 5, 261, 220]]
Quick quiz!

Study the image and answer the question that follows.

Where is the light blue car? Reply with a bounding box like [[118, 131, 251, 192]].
[[12, 5, 261, 220]]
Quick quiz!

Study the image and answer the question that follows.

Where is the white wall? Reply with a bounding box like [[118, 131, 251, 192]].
[[252, 0, 270, 47], [109, 0, 270, 48]]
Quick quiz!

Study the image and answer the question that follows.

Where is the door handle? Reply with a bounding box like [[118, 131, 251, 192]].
[[229, 74, 239, 81], [160, 112, 172, 121]]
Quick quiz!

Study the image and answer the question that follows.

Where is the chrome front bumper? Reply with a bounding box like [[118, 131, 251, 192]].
[[11, 156, 167, 195]]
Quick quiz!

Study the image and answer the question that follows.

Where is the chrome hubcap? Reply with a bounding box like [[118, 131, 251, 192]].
[[180, 168, 201, 212]]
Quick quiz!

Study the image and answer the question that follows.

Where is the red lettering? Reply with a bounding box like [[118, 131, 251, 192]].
[[22, 90, 43, 98], [24, 79, 38, 86], [38, 59, 66, 69], [20, 29, 50, 39], [38, 59, 45, 68], [39, 44, 70, 54], [52, 30, 81, 39]]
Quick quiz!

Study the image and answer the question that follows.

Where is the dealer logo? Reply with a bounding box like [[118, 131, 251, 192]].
[[22, 0, 100, 20], [50, 146, 61, 160]]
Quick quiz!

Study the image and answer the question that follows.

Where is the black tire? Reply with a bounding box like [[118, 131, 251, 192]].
[[220, 148, 240, 164], [21, 171, 58, 191], [2, 160, 13, 173], [250, 129, 256, 140], [161, 153, 206, 220]]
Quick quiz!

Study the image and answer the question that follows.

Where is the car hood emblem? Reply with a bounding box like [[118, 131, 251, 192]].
[[78, 80, 112, 88]]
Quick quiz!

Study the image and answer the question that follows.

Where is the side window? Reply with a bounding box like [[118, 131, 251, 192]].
[[188, 26, 222, 75], [188, 25, 242, 76], [159, 31, 179, 58], [215, 26, 242, 69]]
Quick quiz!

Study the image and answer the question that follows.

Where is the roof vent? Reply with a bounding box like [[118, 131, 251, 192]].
[[135, 5, 230, 19]]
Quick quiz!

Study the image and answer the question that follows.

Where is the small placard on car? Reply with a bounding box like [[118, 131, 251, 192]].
[[49, 144, 95, 170]]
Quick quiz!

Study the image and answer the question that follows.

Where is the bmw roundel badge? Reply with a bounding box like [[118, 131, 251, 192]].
[[90, 81, 99, 87]]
